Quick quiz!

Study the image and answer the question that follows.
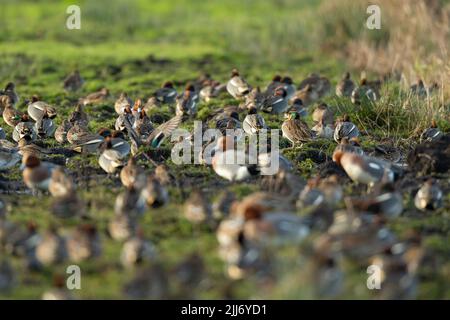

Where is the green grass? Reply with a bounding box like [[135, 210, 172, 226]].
[[0, 0, 449, 300]]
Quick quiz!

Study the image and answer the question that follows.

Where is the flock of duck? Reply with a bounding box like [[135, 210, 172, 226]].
[[0, 68, 447, 299]]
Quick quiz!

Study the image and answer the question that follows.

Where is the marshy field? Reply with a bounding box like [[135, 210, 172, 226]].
[[0, 0, 449, 299]]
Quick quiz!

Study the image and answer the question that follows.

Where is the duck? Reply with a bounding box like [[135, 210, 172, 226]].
[[120, 157, 146, 190], [215, 111, 242, 136], [17, 136, 52, 160], [66, 224, 102, 262], [63, 70, 84, 92], [369, 248, 418, 299], [115, 105, 135, 132], [115, 187, 147, 218], [176, 84, 198, 117], [154, 164, 174, 186], [312, 120, 334, 139], [211, 136, 259, 182], [259, 86, 289, 114], [351, 78, 378, 104], [143, 95, 161, 113], [333, 137, 364, 156], [51, 193, 85, 219], [265, 75, 282, 93], [2, 103, 23, 127], [241, 205, 309, 246], [144, 114, 183, 148], [242, 107, 267, 135], [296, 179, 326, 209], [332, 150, 397, 187], [79, 87, 109, 106], [281, 110, 312, 147], [54, 119, 72, 143], [133, 109, 154, 139], [120, 231, 157, 268], [68, 104, 89, 126], [410, 78, 427, 97], [227, 69, 251, 100], [155, 81, 178, 104], [199, 80, 225, 102], [335, 72, 355, 97], [257, 151, 294, 176], [48, 167, 75, 197], [108, 131, 131, 158], [333, 114, 360, 143], [289, 98, 308, 118], [12, 115, 36, 142], [108, 213, 137, 241], [317, 174, 344, 206], [140, 176, 169, 208], [22, 155, 55, 192], [1, 82, 19, 105], [70, 129, 105, 154], [0, 143, 20, 171], [281, 76, 296, 99], [298, 73, 331, 99], [35, 226, 67, 266], [27, 96, 57, 121], [414, 179, 443, 211], [345, 188, 403, 218], [42, 275, 75, 300], [420, 120, 443, 143], [98, 137, 126, 174], [34, 111, 56, 138], [184, 189, 213, 224], [312, 102, 334, 125], [114, 92, 133, 115]]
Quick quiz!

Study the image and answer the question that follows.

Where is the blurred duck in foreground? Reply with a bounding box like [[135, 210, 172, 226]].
[[414, 179, 442, 211]]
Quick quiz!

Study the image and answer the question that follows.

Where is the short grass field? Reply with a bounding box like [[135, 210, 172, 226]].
[[0, 0, 449, 299]]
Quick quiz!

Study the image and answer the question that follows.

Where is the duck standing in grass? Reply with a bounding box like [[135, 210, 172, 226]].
[[414, 179, 442, 211], [54, 119, 72, 144], [2, 102, 23, 127], [227, 69, 251, 100], [281, 110, 312, 148]]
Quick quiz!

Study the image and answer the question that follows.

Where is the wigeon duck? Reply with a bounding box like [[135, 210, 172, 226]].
[[22, 155, 55, 192]]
